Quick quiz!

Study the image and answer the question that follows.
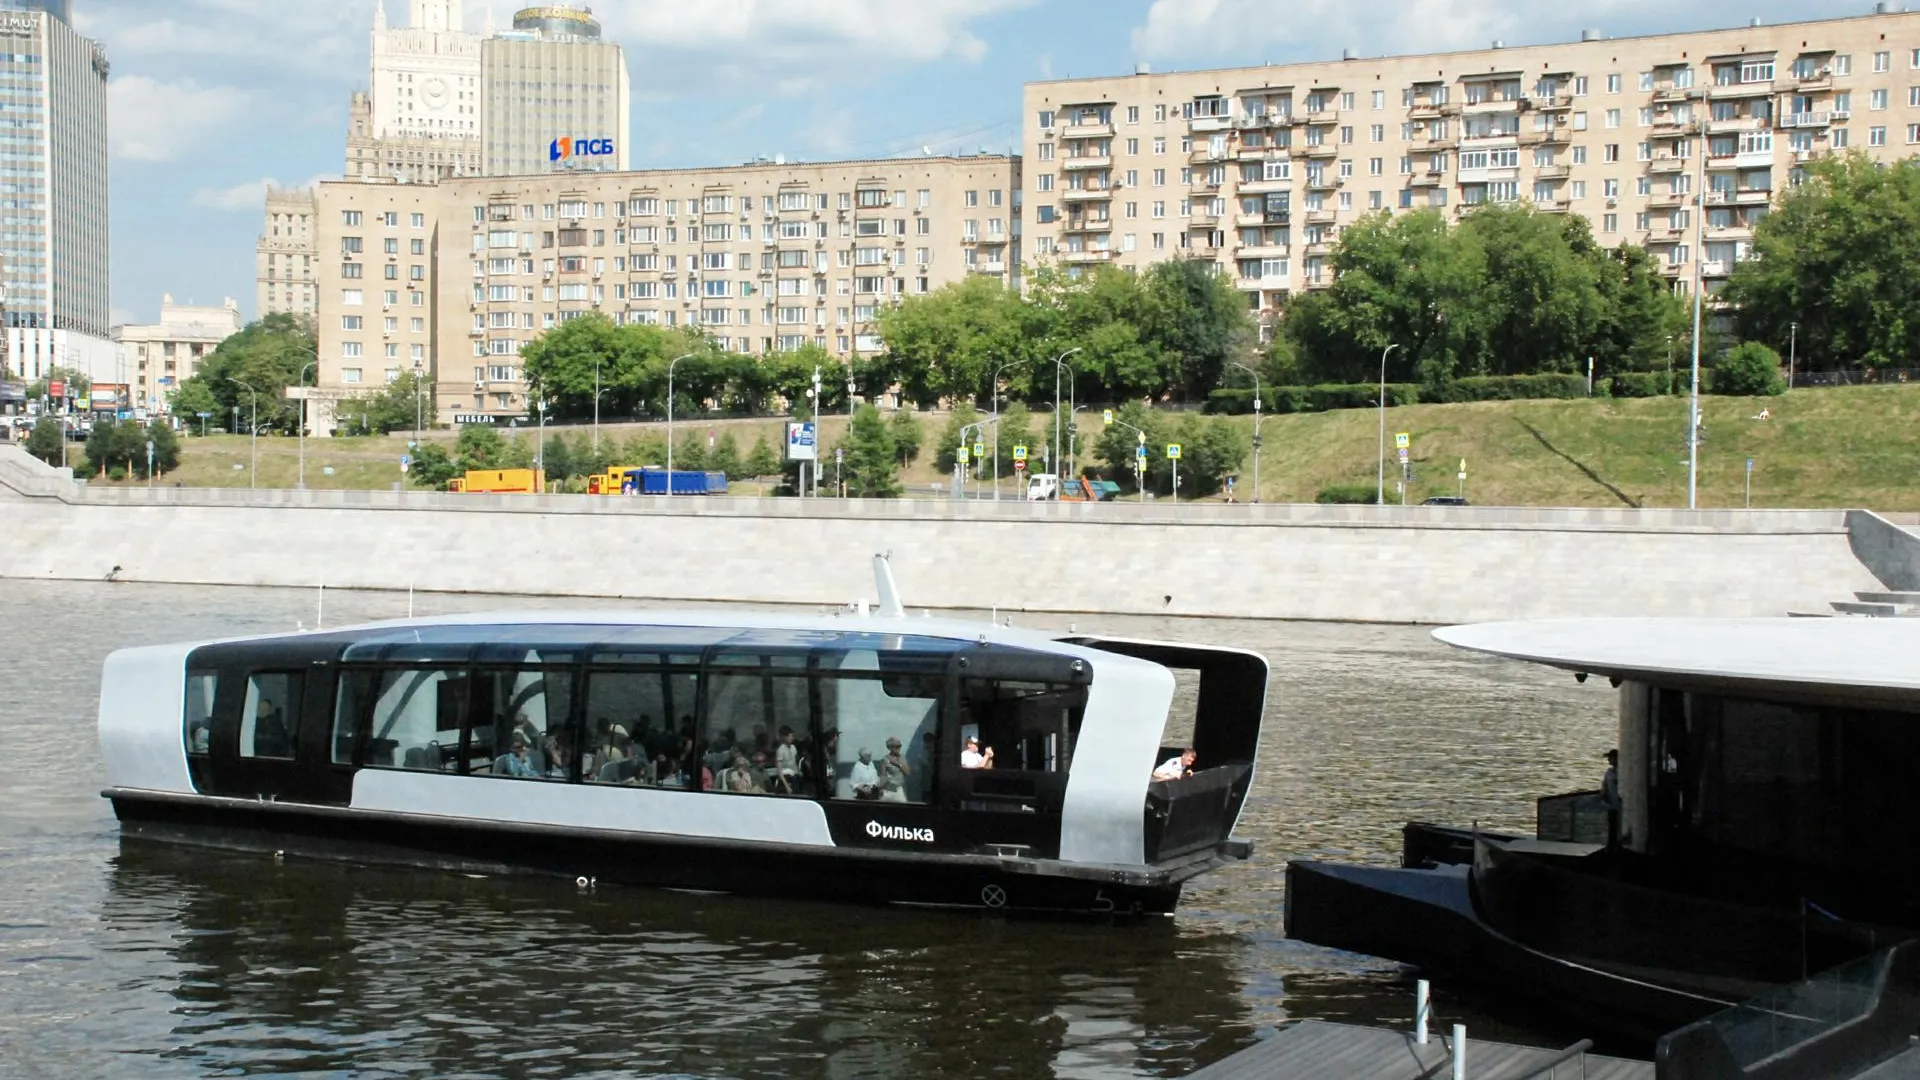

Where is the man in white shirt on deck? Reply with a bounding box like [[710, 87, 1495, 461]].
[[1153, 748, 1196, 781], [850, 748, 882, 799]]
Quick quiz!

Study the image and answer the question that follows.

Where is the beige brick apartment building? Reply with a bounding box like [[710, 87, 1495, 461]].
[[311, 154, 1020, 429], [1022, 7, 1920, 313]]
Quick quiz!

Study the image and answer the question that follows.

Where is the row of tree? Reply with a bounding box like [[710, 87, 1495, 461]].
[[24, 415, 182, 480]]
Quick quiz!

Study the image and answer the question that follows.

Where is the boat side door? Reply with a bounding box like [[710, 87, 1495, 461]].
[[205, 663, 335, 805]]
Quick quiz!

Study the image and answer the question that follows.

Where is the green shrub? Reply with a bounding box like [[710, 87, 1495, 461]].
[[1610, 372, 1675, 397], [1712, 342, 1786, 396], [1206, 384, 1419, 415], [1428, 374, 1590, 402], [1316, 482, 1379, 504]]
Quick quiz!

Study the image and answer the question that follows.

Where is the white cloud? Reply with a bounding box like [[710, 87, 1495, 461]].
[[602, 0, 1033, 66], [192, 174, 331, 211], [108, 76, 247, 162]]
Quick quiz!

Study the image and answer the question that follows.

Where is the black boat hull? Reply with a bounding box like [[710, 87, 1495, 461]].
[[1285, 858, 1736, 1044], [111, 791, 1213, 918]]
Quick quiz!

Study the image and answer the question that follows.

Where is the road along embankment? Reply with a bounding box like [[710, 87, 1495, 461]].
[[0, 447, 1895, 624]]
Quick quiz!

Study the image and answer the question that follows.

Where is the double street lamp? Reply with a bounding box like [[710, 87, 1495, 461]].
[[1051, 347, 1082, 483], [295, 360, 317, 490], [989, 358, 1027, 501], [228, 377, 260, 490], [1229, 361, 1263, 503]]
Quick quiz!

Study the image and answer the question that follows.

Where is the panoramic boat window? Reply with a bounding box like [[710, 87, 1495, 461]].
[[240, 672, 303, 760], [819, 649, 943, 803], [331, 670, 370, 765], [183, 670, 217, 757], [366, 668, 469, 772], [584, 664, 684, 785], [470, 666, 574, 779], [701, 651, 814, 796], [960, 678, 1086, 774]]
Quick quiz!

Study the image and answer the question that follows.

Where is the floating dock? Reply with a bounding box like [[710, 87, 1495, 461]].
[[1185, 1019, 1652, 1080]]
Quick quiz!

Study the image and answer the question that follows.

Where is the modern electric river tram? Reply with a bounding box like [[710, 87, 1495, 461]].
[[99, 564, 1266, 916]]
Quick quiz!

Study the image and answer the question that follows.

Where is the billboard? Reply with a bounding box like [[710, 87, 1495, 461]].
[[785, 421, 817, 462], [550, 136, 616, 163]]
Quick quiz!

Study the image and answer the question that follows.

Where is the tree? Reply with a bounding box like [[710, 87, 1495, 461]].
[[744, 435, 781, 481], [538, 428, 576, 483], [24, 417, 63, 467], [1724, 153, 1920, 370], [82, 418, 179, 480], [888, 410, 923, 469], [171, 313, 316, 435], [708, 430, 743, 479], [167, 380, 221, 433], [1140, 258, 1258, 401], [673, 432, 707, 471], [333, 372, 431, 436], [995, 403, 1039, 474], [934, 404, 981, 473], [25, 366, 90, 401], [841, 404, 900, 498], [874, 276, 1039, 407], [1713, 342, 1787, 396], [407, 444, 459, 489], [454, 424, 506, 471]]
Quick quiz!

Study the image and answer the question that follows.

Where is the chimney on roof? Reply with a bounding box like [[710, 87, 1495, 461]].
[[1135, 62, 1151, 75], [1342, 47, 1357, 60], [1580, 28, 1601, 42], [1749, 17, 1762, 26]]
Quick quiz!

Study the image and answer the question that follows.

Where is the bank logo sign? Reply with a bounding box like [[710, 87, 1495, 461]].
[[550, 136, 616, 163]]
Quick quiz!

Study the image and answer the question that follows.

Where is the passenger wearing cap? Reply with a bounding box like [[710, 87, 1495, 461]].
[[960, 736, 994, 769], [881, 737, 912, 802], [850, 747, 882, 799]]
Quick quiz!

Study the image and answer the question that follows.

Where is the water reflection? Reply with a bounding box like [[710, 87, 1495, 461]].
[[103, 842, 1257, 1079]]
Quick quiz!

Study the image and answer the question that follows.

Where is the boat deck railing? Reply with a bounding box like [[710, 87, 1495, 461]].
[[1655, 940, 1920, 1079]]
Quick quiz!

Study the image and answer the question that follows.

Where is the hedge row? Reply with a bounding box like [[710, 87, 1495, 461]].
[[1201, 370, 1761, 415], [1205, 384, 1422, 415]]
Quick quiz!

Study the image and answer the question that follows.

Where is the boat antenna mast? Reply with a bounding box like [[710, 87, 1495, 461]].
[[872, 553, 905, 619]]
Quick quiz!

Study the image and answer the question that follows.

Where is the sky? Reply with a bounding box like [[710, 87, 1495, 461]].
[[84, 0, 1881, 326]]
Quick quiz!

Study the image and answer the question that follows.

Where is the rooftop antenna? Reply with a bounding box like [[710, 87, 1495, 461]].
[[872, 553, 905, 618]]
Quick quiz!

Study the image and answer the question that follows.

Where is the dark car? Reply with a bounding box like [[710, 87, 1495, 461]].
[[1421, 496, 1469, 506]]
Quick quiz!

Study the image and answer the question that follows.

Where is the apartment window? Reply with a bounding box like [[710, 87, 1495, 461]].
[[1038, 109, 1055, 128], [1638, 71, 1654, 91], [1635, 211, 1652, 231], [341, 289, 363, 305], [1871, 125, 1888, 146], [1637, 177, 1652, 196], [1605, 109, 1620, 129], [1909, 123, 1920, 144], [412, 213, 425, 228], [1601, 143, 1618, 163], [342, 210, 363, 226], [1607, 73, 1621, 94], [1638, 107, 1653, 127], [1834, 127, 1851, 148], [1152, 168, 1166, 185], [341, 263, 363, 280], [1573, 76, 1589, 97], [1340, 91, 1355, 110], [341, 342, 363, 359], [341, 368, 362, 384], [1873, 88, 1890, 110], [1572, 145, 1588, 165], [1154, 104, 1167, 122], [1369, 157, 1384, 176], [1573, 112, 1588, 130], [1127, 105, 1140, 124], [1601, 213, 1618, 234], [341, 316, 363, 330], [1875, 51, 1891, 74], [1153, 137, 1166, 155]]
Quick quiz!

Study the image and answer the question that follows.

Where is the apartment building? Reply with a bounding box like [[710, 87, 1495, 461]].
[[111, 295, 244, 412], [1023, 7, 1920, 312], [483, 5, 631, 176], [256, 188, 319, 318], [312, 155, 1020, 429]]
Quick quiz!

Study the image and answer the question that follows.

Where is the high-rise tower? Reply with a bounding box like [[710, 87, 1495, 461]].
[[349, 0, 481, 182], [482, 5, 631, 176]]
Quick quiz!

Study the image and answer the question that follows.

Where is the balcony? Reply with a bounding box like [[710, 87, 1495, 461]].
[[1534, 164, 1571, 180], [973, 260, 1008, 274], [1060, 154, 1113, 170], [1782, 111, 1834, 129], [1061, 122, 1115, 139], [1518, 129, 1571, 146], [1062, 217, 1113, 233], [1302, 108, 1342, 126], [1710, 80, 1775, 99], [1791, 70, 1834, 92], [1189, 177, 1222, 193], [1304, 276, 1332, 290], [1731, 187, 1773, 205], [1651, 86, 1692, 105], [1411, 134, 1459, 151], [1659, 262, 1685, 278], [1303, 241, 1333, 257], [1304, 176, 1341, 192], [1530, 92, 1574, 111], [1234, 212, 1268, 228], [1463, 96, 1525, 112], [1701, 260, 1732, 277], [1058, 249, 1115, 264], [1409, 103, 1443, 120], [1647, 192, 1686, 209], [1187, 212, 1221, 227], [1457, 166, 1519, 186], [1189, 114, 1232, 133], [1235, 113, 1287, 131], [1536, 199, 1571, 213], [1650, 155, 1687, 173], [1190, 148, 1225, 164], [1643, 228, 1684, 245], [1410, 171, 1443, 187], [1462, 131, 1521, 148], [1705, 223, 1754, 240], [1303, 209, 1336, 224], [1239, 242, 1290, 258], [1237, 177, 1290, 194], [1237, 143, 1280, 160], [1059, 187, 1116, 202], [1708, 117, 1766, 135], [1300, 143, 1339, 158]]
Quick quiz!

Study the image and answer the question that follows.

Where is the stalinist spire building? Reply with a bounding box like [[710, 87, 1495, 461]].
[[345, 0, 482, 184]]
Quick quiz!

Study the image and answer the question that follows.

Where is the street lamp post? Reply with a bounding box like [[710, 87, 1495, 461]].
[[1230, 361, 1263, 503], [228, 377, 259, 490], [1051, 347, 1082, 492], [664, 352, 695, 496], [811, 364, 823, 498], [534, 386, 547, 492], [1376, 343, 1400, 506], [989, 359, 1026, 501], [1687, 124, 1707, 511], [296, 360, 317, 491], [1788, 321, 1798, 391], [592, 355, 602, 455]]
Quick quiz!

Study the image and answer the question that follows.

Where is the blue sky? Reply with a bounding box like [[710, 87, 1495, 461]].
[[86, 0, 1877, 326]]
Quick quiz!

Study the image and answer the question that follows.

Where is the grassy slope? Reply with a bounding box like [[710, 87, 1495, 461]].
[[90, 385, 1920, 510]]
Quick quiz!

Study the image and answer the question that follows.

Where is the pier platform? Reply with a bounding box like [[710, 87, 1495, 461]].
[[1185, 1020, 1652, 1080]]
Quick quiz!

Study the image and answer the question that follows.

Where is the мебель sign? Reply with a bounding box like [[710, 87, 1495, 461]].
[[550, 136, 616, 163]]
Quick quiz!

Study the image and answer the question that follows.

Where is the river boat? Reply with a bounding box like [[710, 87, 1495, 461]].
[[99, 559, 1266, 917], [1286, 617, 1920, 1043]]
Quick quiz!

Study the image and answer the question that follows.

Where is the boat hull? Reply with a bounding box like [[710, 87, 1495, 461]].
[[110, 789, 1208, 918], [1284, 858, 1735, 1045]]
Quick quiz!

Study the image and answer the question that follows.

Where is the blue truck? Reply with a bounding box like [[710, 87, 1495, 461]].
[[620, 467, 729, 495]]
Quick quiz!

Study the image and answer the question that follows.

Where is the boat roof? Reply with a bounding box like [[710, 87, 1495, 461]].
[[1435, 618, 1920, 707]]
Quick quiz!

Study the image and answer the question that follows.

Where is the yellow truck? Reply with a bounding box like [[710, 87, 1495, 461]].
[[448, 468, 542, 494]]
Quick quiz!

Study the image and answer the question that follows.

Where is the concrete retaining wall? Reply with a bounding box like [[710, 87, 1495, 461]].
[[0, 448, 1882, 624]]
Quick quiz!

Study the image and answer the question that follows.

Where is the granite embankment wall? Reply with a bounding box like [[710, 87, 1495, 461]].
[[0, 447, 1902, 624]]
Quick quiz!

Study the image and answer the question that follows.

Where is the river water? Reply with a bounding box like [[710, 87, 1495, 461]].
[[0, 581, 1617, 1078]]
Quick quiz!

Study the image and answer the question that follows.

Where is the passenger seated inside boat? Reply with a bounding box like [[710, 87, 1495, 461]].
[[493, 735, 538, 778], [544, 735, 573, 780], [1153, 748, 1197, 781], [253, 699, 293, 758], [850, 747, 882, 799]]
